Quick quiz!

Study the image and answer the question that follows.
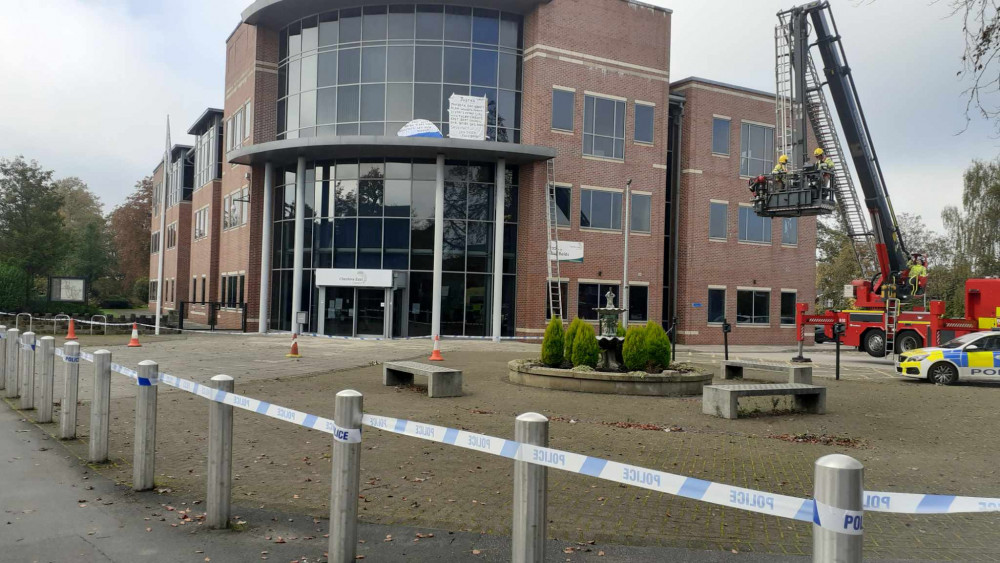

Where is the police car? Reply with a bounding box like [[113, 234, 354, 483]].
[[896, 330, 1000, 385]]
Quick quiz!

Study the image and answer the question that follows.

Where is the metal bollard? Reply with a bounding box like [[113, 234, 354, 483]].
[[207, 374, 234, 528], [512, 412, 549, 563], [60, 341, 80, 439], [329, 389, 363, 563], [813, 454, 864, 562], [5, 328, 19, 398], [19, 332, 35, 410], [37, 337, 55, 423], [0, 325, 6, 391], [89, 350, 112, 463], [133, 360, 158, 491]]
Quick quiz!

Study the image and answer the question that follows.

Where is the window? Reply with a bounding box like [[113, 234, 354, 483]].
[[194, 207, 209, 240], [780, 291, 797, 325], [580, 188, 622, 231], [737, 289, 770, 325], [553, 185, 571, 227], [241, 187, 250, 225], [739, 122, 774, 177], [149, 280, 158, 302], [545, 281, 569, 319], [166, 223, 177, 249], [551, 89, 574, 131], [628, 285, 648, 322], [192, 277, 197, 302], [150, 231, 160, 254], [583, 94, 625, 160], [152, 182, 161, 215], [244, 102, 252, 140], [712, 117, 730, 155], [709, 202, 728, 240], [201, 276, 206, 302], [223, 189, 248, 230], [634, 103, 654, 144], [220, 274, 246, 307], [707, 288, 726, 323], [578, 282, 620, 320], [738, 206, 771, 243], [782, 217, 798, 245], [227, 104, 250, 153], [630, 193, 650, 233], [194, 120, 222, 188]]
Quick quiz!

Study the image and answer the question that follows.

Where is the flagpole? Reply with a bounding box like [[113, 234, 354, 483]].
[[155, 116, 170, 336]]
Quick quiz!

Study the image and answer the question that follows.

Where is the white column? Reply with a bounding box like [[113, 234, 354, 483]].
[[259, 161, 274, 334], [491, 158, 506, 342], [431, 154, 445, 339], [622, 179, 632, 327], [291, 157, 306, 332]]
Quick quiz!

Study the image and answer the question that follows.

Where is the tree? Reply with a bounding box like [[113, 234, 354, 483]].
[[952, 0, 1000, 131], [571, 323, 599, 368], [541, 316, 564, 367], [108, 176, 153, 299], [815, 216, 865, 311], [622, 324, 649, 371], [53, 177, 112, 294], [0, 157, 68, 299]]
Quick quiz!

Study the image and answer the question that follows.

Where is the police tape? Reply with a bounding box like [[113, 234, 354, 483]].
[[277, 331, 543, 342], [69, 348, 360, 443], [361, 413, 816, 524], [814, 501, 864, 536], [54, 348, 79, 363], [862, 491, 1000, 514]]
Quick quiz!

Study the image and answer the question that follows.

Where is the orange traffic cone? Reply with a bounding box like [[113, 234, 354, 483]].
[[66, 319, 77, 340], [286, 334, 301, 358], [428, 335, 444, 361], [127, 323, 142, 347]]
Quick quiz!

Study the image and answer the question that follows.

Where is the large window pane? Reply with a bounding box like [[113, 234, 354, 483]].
[[414, 46, 442, 82], [630, 193, 650, 232], [709, 202, 727, 240], [628, 286, 648, 322], [361, 46, 386, 83], [362, 6, 387, 41], [340, 8, 362, 43], [387, 46, 414, 82], [383, 218, 409, 269], [357, 218, 383, 268], [782, 217, 798, 245], [740, 122, 774, 177], [413, 83, 442, 122], [444, 6, 472, 42], [360, 84, 385, 122], [712, 118, 730, 155], [415, 5, 443, 39], [444, 182, 467, 219], [552, 89, 574, 131], [334, 179, 357, 216], [384, 179, 410, 217], [443, 220, 466, 271], [737, 289, 770, 325], [738, 206, 771, 243], [301, 54, 318, 90], [388, 5, 415, 39], [470, 49, 498, 87], [319, 12, 338, 46], [498, 53, 519, 90], [358, 179, 383, 216], [634, 103, 654, 144], [317, 87, 336, 125], [333, 218, 356, 268], [554, 186, 570, 226], [708, 288, 725, 323], [443, 47, 471, 84], [338, 48, 360, 84], [318, 52, 337, 87], [781, 292, 797, 325], [466, 221, 492, 272]]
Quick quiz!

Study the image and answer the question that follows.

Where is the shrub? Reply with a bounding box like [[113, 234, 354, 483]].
[[541, 316, 564, 367], [563, 317, 583, 366], [616, 321, 626, 337], [25, 300, 101, 316], [571, 322, 599, 368], [99, 297, 132, 309], [0, 263, 29, 311], [645, 321, 672, 370], [622, 324, 649, 371], [133, 277, 150, 303]]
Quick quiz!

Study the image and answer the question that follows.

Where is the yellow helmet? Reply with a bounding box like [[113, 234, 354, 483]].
[[778, 154, 789, 164], [814, 148, 825, 157]]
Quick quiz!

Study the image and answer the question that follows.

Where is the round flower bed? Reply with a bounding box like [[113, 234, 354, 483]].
[[507, 359, 712, 397]]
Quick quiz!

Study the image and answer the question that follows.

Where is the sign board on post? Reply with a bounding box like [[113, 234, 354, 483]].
[[547, 241, 584, 263], [48, 277, 86, 303], [447, 94, 488, 141]]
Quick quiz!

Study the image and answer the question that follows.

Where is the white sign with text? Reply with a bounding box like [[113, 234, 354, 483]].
[[315, 269, 394, 288], [447, 94, 488, 141], [548, 241, 584, 263]]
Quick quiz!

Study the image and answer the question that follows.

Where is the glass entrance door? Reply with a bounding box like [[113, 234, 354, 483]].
[[356, 289, 385, 336], [325, 287, 355, 337]]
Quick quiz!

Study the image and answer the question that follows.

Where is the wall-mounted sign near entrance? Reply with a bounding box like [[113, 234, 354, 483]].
[[316, 269, 394, 288], [447, 94, 488, 141], [548, 241, 584, 263], [397, 119, 443, 138]]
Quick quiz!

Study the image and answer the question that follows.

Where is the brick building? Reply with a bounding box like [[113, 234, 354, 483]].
[[147, 0, 816, 345]]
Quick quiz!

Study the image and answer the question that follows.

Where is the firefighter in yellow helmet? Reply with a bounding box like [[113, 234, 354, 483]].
[[771, 154, 789, 190], [814, 147, 834, 170]]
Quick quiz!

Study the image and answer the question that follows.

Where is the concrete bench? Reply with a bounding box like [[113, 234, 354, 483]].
[[702, 383, 826, 420], [720, 360, 812, 384], [383, 361, 463, 398]]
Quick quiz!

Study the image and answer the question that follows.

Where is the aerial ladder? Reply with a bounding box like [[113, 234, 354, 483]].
[[758, 1, 928, 356]]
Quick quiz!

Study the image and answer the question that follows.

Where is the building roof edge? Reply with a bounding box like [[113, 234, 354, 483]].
[[671, 76, 775, 99]]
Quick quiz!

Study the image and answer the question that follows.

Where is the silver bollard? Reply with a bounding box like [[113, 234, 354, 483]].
[[813, 454, 864, 562], [19, 332, 35, 410], [89, 350, 112, 463], [37, 336, 55, 422], [328, 389, 363, 563], [133, 360, 158, 491], [512, 412, 549, 563], [207, 374, 234, 528], [60, 341, 80, 439], [0, 325, 6, 391], [5, 328, 19, 398]]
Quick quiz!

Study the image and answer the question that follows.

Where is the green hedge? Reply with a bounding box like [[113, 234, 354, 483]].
[[541, 316, 564, 367], [563, 317, 583, 366], [0, 263, 28, 311], [645, 321, 672, 370], [622, 324, 649, 371], [25, 300, 101, 317], [571, 322, 599, 368]]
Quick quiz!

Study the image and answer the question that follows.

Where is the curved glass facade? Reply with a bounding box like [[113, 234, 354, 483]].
[[277, 5, 523, 142], [269, 159, 518, 337]]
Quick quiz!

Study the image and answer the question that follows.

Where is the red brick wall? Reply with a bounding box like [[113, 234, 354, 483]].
[[187, 177, 221, 322], [147, 164, 192, 313], [672, 79, 817, 345], [516, 0, 671, 335]]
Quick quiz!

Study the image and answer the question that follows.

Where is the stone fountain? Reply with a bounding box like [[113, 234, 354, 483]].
[[595, 288, 626, 371]]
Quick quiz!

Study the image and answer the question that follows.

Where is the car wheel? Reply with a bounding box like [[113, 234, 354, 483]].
[[929, 362, 958, 385], [864, 329, 886, 357], [895, 332, 922, 353]]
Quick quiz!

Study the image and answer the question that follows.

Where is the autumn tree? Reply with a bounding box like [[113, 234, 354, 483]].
[[108, 176, 153, 299], [53, 177, 112, 293], [0, 157, 68, 299]]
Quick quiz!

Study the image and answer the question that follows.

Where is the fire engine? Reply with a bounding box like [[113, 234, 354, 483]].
[[751, 1, 999, 358]]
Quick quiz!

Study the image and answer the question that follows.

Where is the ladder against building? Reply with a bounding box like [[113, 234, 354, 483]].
[[883, 297, 900, 359], [544, 159, 563, 319]]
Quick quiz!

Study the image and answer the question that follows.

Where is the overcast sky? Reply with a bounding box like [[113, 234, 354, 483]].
[[0, 0, 994, 233]]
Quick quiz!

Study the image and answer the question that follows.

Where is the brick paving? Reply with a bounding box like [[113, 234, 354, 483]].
[[11, 335, 1000, 560]]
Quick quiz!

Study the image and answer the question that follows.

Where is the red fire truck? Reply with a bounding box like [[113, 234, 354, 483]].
[[757, 3, 997, 357]]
